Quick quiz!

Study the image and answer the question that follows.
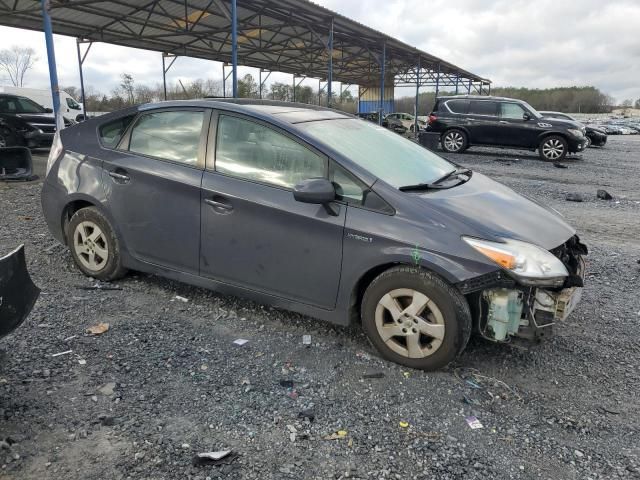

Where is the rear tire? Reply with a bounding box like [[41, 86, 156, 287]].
[[539, 135, 568, 161], [67, 207, 127, 281], [361, 266, 472, 371], [441, 129, 468, 153]]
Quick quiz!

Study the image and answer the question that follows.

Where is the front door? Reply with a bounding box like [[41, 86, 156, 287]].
[[494, 102, 540, 147], [199, 113, 345, 308], [466, 100, 500, 145], [102, 108, 208, 274]]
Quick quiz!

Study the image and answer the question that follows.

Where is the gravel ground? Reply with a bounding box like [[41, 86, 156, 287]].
[[1, 137, 639, 479]]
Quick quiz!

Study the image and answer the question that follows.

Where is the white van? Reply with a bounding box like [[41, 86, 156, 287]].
[[0, 86, 84, 120]]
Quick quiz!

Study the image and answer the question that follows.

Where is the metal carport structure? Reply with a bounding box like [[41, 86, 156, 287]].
[[0, 0, 490, 129]]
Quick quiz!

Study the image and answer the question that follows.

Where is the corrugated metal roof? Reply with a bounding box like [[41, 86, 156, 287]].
[[1, 0, 490, 87]]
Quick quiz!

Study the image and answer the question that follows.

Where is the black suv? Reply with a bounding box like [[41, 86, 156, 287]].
[[428, 96, 588, 161], [0, 94, 71, 148]]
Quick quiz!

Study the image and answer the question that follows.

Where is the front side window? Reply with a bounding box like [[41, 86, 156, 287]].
[[297, 118, 454, 189], [215, 115, 325, 189], [501, 103, 527, 119], [0, 96, 46, 114], [128, 110, 204, 165], [468, 101, 498, 116], [66, 97, 81, 110]]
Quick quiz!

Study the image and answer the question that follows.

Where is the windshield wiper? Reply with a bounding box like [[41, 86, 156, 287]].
[[399, 168, 472, 192]]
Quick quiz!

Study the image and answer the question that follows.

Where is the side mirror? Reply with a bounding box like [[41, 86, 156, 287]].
[[523, 112, 532, 121], [293, 178, 339, 215], [44, 108, 53, 113]]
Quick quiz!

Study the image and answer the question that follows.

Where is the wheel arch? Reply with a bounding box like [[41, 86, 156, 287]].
[[60, 195, 118, 246], [537, 130, 569, 144]]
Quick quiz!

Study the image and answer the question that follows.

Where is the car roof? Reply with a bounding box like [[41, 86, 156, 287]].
[[138, 98, 353, 124], [436, 95, 526, 102]]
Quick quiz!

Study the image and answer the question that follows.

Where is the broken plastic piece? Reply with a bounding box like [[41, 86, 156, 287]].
[[233, 338, 249, 346], [465, 416, 483, 429], [324, 430, 348, 440], [51, 350, 72, 357], [302, 334, 311, 345], [192, 450, 237, 466], [174, 295, 188, 302], [0, 147, 34, 180], [399, 421, 409, 428], [0, 245, 40, 339], [86, 322, 110, 335]]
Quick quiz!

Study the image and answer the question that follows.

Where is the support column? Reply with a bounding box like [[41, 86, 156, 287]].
[[231, 0, 238, 98], [162, 55, 167, 100], [487, 83, 491, 95], [76, 39, 92, 119], [468, 79, 472, 94], [327, 17, 333, 107], [292, 75, 296, 102], [42, 0, 63, 131], [455, 74, 459, 95], [434, 62, 441, 99], [414, 56, 420, 136], [379, 41, 386, 125]]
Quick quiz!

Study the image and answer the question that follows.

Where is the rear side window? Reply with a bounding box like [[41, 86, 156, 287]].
[[99, 115, 135, 148], [128, 110, 205, 165], [215, 115, 326, 189], [469, 101, 498, 116], [445, 99, 469, 114]]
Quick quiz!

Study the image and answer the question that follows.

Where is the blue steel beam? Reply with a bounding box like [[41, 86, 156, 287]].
[[42, 0, 62, 131], [231, 0, 238, 97], [327, 17, 333, 107], [379, 41, 385, 125], [434, 62, 441, 99]]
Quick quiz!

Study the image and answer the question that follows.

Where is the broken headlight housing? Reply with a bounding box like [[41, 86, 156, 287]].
[[463, 237, 568, 286]]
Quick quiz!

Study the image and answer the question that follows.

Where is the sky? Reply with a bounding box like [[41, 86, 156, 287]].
[[0, 0, 638, 103]]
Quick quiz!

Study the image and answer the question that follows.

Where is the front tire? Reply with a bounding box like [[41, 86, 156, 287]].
[[539, 135, 568, 161], [441, 129, 468, 153], [67, 207, 127, 281], [361, 266, 472, 371]]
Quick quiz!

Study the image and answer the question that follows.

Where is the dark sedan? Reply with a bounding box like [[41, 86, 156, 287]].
[[41, 100, 587, 370], [539, 111, 607, 147]]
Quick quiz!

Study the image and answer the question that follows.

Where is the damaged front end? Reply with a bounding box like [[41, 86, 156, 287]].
[[460, 236, 587, 343]]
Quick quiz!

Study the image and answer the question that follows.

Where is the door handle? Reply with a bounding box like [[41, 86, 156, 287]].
[[204, 198, 233, 212], [108, 170, 130, 182]]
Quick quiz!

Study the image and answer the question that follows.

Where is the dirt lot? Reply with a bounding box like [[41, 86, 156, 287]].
[[1, 138, 639, 479]]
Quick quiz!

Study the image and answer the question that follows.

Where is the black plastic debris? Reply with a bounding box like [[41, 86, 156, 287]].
[[553, 162, 568, 169], [362, 372, 385, 379], [0, 147, 35, 181], [597, 189, 613, 200], [279, 380, 294, 389], [565, 193, 583, 202], [0, 245, 40, 339]]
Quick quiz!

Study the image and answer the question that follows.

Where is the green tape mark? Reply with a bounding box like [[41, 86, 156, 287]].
[[412, 245, 421, 265]]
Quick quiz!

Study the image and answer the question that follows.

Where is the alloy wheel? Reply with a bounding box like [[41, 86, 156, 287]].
[[73, 220, 109, 272], [542, 138, 565, 160], [443, 131, 464, 151], [374, 288, 445, 359]]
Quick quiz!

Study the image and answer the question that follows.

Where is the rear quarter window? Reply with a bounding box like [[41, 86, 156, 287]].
[[99, 115, 135, 148], [445, 99, 469, 114], [469, 101, 498, 116]]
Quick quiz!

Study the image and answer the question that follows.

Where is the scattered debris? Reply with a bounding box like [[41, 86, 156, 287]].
[[402, 372, 411, 379], [362, 372, 385, 379], [399, 421, 409, 428], [134, 452, 145, 461], [192, 450, 237, 467], [553, 162, 568, 169], [51, 350, 72, 357], [302, 334, 312, 346], [298, 409, 315, 422], [324, 430, 348, 440], [174, 295, 189, 302], [76, 284, 122, 291], [465, 379, 482, 389], [565, 193, 583, 202], [574, 450, 584, 458], [279, 380, 294, 389], [233, 338, 249, 346], [86, 322, 110, 335], [465, 416, 483, 429], [78, 359, 87, 365], [97, 382, 116, 396], [63, 335, 77, 342], [98, 414, 115, 426], [462, 394, 481, 406], [287, 389, 299, 400], [597, 189, 613, 200]]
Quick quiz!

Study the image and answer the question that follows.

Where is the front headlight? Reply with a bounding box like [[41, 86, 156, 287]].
[[567, 128, 583, 138], [463, 237, 568, 286]]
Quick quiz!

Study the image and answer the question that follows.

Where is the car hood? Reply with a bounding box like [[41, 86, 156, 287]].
[[414, 173, 575, 250], [15, 113, 56, 124], [586, 125, 606, 135], [539, 116, 584, 129]]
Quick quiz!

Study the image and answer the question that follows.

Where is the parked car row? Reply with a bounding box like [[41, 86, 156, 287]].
[[358, 111, 427, 135], [538, 111, 607, 147], [41, 99, 587, 371], [426, 95, 594, 161]]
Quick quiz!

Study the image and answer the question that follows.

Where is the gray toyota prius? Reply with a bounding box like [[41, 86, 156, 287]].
[[41, 100, 587, 370]]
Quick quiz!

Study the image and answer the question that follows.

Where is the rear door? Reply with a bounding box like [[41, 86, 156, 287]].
[[466, 100, 500, 144], [199, 112, 345, 308], [495, 102, 540, 147], [101, 108, 209, 274]]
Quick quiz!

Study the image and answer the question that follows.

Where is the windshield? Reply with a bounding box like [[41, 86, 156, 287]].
[[297, 118, 454, 188], [66, 97, 81, 109], [0, 95, 47, 114], [521, 101, 542, 118]]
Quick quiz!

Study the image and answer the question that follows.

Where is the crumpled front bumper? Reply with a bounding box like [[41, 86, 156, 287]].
[[0, 245, 40, 339]]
